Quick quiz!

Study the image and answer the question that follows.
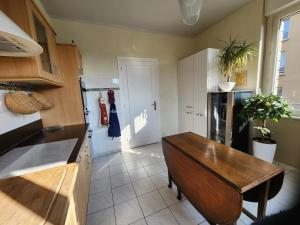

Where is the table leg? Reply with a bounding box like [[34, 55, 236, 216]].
[[168, 171, 172, 188], [257, 180, 270, 219], [177, 186, 182, 200]]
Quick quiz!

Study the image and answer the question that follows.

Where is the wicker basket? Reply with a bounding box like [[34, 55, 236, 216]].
[[31, 92, 54, 110], [5, 91, 42, 114]]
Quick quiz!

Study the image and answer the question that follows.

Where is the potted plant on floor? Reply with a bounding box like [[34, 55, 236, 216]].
[[218, 38, 255, 91], [240, 94, 292, 163]]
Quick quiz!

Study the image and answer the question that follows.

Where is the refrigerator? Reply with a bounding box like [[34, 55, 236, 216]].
[[207, 91, 252, 153]]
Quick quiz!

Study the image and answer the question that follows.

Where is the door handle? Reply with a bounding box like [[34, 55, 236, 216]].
[[152, 101, 157, 110]]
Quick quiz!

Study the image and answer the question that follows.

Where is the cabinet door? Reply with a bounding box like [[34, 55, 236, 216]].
[[178, 55, 194, 112], [193, 51, 208, 137], [30, 1, 61, 80], [73, 137, 91, 225], [179, 110, 194, 133], [48, 31, 61, 80], [32, 13, 52, 75]]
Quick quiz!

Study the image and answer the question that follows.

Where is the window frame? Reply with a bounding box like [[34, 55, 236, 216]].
[[278, 51, 287, 76], [281, 18, 290, 41], [263, 3, 300, 118]]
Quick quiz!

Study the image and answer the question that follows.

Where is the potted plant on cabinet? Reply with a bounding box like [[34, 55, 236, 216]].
[[240, 94, 292, 163], [218, 38, 255, 91]]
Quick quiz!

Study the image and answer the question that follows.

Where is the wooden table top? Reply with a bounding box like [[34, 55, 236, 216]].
[[162, 132, 284, 193]]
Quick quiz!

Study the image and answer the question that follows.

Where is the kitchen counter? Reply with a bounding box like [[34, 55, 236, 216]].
[[0, 163, 79, 225], [0, 121, 92, 225], [17, 122, 89, 163]]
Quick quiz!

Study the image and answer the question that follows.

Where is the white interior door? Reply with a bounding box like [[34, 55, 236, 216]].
[[118, 58, 160, 148]]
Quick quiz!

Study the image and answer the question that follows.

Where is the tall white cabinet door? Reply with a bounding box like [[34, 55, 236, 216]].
[[179, 110, 194, 133], [193, 50, 208, 137], [178, 55, 194, 133], [178, 55, 194, 112]]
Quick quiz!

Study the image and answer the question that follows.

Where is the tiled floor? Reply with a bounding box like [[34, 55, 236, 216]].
[[87, 143, 300, 225]]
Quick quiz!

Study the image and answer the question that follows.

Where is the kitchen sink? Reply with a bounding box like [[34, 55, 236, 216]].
[[0, 138, 78, 179]]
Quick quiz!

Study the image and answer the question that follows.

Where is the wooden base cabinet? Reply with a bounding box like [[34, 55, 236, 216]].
[[0, 0, 62, 86], [40, 44, 85, 128], [73, 135, 92, 225]]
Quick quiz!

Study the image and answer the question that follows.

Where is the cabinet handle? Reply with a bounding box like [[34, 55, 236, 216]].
[[186, 112, 193, 115], [196, 113, 204, 116], [186, 106, 193, 109]]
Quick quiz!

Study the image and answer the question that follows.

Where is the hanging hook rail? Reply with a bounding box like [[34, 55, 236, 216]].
[[82, 87, 120, 92]]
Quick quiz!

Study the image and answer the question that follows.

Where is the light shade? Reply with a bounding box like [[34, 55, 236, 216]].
[[178, 0, 203, 26]]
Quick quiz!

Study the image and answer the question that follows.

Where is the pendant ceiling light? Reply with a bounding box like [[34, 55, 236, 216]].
[[178, 0, 203, 26]]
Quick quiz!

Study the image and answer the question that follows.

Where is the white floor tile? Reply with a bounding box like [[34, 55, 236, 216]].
[[109, 164, 127, 176], [112, 183, 136, 205], [144, 163, 164, 176], [159, 186, 181, 206], [90, 177, 111, 194], [92, 160, 108, 172], [115, 198, 144, 225], [138, 190, 167, 216], [128, 168, 149, 181], [159, 161, 168, 170], [198, 221, 210, 225], [125, 160, 143, 171], [88, 190, 113, 214], [170, 200, 205, 225], [150, 172, 168, 189], [86, 207, 115, 225], [140, 156, 160, 167], [146, 208, 178, 225], [92, 167, 110, 180], [130, 219, 147, 225], [111, 173, 130, 189], [133, 177, 156, 196]]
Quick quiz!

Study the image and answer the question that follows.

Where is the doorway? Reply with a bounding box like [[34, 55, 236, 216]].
[[118, 57, 161, 148]]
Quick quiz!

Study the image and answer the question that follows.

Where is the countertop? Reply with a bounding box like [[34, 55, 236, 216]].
[[0, 163, 78, 225], [17, 123, 89, 163]]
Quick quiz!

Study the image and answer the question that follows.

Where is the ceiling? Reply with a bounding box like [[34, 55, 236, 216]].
[[41, 0, 251, 37]]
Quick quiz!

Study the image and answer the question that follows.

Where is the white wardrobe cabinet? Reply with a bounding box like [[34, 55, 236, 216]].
[[178, 48, 220, 137]]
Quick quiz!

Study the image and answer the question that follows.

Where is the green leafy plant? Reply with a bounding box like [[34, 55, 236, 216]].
[[219, 38, 255, 81], [240, 94, 293, 140]]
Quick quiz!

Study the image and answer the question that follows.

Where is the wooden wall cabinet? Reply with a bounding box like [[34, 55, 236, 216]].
[[0, 0, 62, 86], [40, 44, 85, 127]]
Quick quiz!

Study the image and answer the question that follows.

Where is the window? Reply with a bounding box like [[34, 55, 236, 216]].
[[278, 51, 286, 75], [269, 10, 300, 117], [281, 18, 290, 41], [277, 87, 283, 97]]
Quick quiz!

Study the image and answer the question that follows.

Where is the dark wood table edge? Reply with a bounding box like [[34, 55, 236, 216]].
[[162, 136, 283, 193], [162, 136, 285, 224]]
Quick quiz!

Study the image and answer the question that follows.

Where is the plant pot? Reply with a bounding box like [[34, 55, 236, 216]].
[[252, 138, 277, 163], [218, 81, 236, 92]]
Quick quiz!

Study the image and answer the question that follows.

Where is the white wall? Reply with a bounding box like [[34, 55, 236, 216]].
[[0, 91, 40, 135], [265, 0, 300, 16], [196, 0, 265, 92], [51, 18, 196, 137]]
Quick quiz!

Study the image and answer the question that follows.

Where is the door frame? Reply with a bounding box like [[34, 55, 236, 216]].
[[117, 57, 161, 147]]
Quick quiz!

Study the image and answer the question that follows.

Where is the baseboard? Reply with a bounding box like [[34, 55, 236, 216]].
[[273, 160, 300, 174]]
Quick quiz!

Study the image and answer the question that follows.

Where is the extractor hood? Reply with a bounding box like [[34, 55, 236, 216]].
[[0, 10, 43, 57]]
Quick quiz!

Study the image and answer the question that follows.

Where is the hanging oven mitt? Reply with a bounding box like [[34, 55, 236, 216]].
[[99, 97, 108, 127]]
